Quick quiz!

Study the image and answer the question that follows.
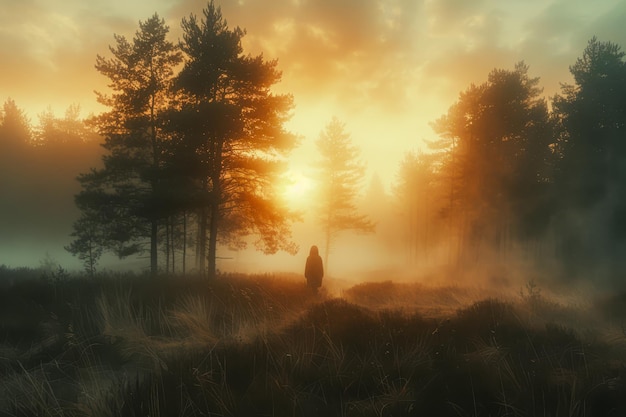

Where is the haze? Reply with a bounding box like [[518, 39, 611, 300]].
[[1, 0, 626, 283]]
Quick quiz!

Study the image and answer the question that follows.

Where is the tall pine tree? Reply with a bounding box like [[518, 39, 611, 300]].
[[314, 117, 374, 273], [172, 1, 298, 278], [552, 38, 626, 273], [70, 14, 182, 275]]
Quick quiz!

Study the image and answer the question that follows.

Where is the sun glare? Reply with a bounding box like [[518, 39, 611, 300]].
[[283, 170, 314, 203]]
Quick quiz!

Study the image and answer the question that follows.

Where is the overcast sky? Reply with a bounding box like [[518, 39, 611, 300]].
[[2, 0, 626, 188]]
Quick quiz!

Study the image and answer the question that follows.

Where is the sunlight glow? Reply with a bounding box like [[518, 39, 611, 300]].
[[282, 170, 314, 203]]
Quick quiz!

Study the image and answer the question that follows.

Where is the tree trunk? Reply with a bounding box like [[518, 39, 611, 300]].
[[196, 208, 207, 277], [149, 95, 159, 278], [182, 211, 187, 276], [165, 220, 170, 274], [150, 219, 158, 276], [170, 216, 176, 274], [88, 242, 95, 278], [324, 223, 331, 278], [207, 203, 219, 280], [207, 172, 221, 279], [206, 138, 224, 280]]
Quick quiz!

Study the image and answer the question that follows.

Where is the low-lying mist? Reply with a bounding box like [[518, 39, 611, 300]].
[[2, 268, 625, 416]]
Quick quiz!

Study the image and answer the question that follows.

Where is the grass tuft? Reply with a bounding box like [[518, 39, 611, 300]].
[[1, 269, 626, 416]]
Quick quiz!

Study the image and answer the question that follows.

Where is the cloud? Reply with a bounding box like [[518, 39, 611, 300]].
[[424, 0, 491, 36], [585, 0, 626, 48], [193, 0, 428, 112], [2, 0, 626, 138], [512, 0, 626, 96], [0, 0, 176, 115]]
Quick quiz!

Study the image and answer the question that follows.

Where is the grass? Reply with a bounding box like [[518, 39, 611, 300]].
[[1, 269, 626, 416]]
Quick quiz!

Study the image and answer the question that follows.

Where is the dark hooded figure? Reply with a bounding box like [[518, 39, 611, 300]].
[[304, 245, 324, 291]]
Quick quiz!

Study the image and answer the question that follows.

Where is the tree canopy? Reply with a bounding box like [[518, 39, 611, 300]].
[[389, 39, 626, 284], [551, 37, 626, 274], [314, 117, 374, 272], [3, 20, 626, 285], [429, 62, 554, 263], [68, 3, 298, 278]]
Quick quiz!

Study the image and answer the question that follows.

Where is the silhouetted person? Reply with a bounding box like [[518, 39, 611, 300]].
[[305, 245, 324, 292]]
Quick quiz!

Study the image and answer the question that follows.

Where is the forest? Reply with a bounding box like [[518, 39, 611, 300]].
[[2, 18, 626, 285], [2, 1, 626, 414]]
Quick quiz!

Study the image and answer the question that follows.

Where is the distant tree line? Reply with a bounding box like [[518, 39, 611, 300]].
[[2, 10, 625, 284], [394, 37, 626, 283], [0, 99, 103, 257]]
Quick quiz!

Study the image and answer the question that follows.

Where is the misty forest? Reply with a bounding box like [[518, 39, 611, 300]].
[[2, 1, 626, 416]]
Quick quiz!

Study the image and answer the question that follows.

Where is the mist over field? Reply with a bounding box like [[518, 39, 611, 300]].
[[1, 0, 626, 291], [3, 2, 626, 414]]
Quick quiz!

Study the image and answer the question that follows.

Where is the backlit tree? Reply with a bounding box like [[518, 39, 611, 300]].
[[552, 37, 626, 272], [70, 14, 182, 275], [172, 1, 298, 278], [432, 62, 553, 263], [314, 117, 374, 272]]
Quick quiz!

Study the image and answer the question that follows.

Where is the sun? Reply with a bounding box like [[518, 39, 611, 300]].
[[282, 170, 314, 204]]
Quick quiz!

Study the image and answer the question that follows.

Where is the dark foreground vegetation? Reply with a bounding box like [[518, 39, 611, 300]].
[[1, 268, 626, 416]]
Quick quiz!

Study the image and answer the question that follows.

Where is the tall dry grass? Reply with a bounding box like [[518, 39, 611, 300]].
[[1, 270, 626, 416]]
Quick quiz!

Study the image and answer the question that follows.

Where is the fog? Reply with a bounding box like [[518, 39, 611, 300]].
[[1, 144, 91, 267], [0, 128, 443, 282], [0, 125, 623, 299], [3, 4, 626, 416], [0, 0, 625, 289], [2, 39, 626, 300]]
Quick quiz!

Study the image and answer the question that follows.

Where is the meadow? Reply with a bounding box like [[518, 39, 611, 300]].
[[1, 266, 626, 416]]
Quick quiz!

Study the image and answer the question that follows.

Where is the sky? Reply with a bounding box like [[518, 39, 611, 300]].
[[2, 0, 626, 275], [3, 0, 626, 188]]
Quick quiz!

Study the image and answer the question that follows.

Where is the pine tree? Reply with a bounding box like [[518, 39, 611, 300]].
[[432, 63, 553, 263], [314, 117, 374, 273], [172, 1, 298, 278], [71, 14, 182, 275], [552, 38, 626, 271]]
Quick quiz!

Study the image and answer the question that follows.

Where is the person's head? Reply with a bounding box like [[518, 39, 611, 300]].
[[309, 245, 319, 256]]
